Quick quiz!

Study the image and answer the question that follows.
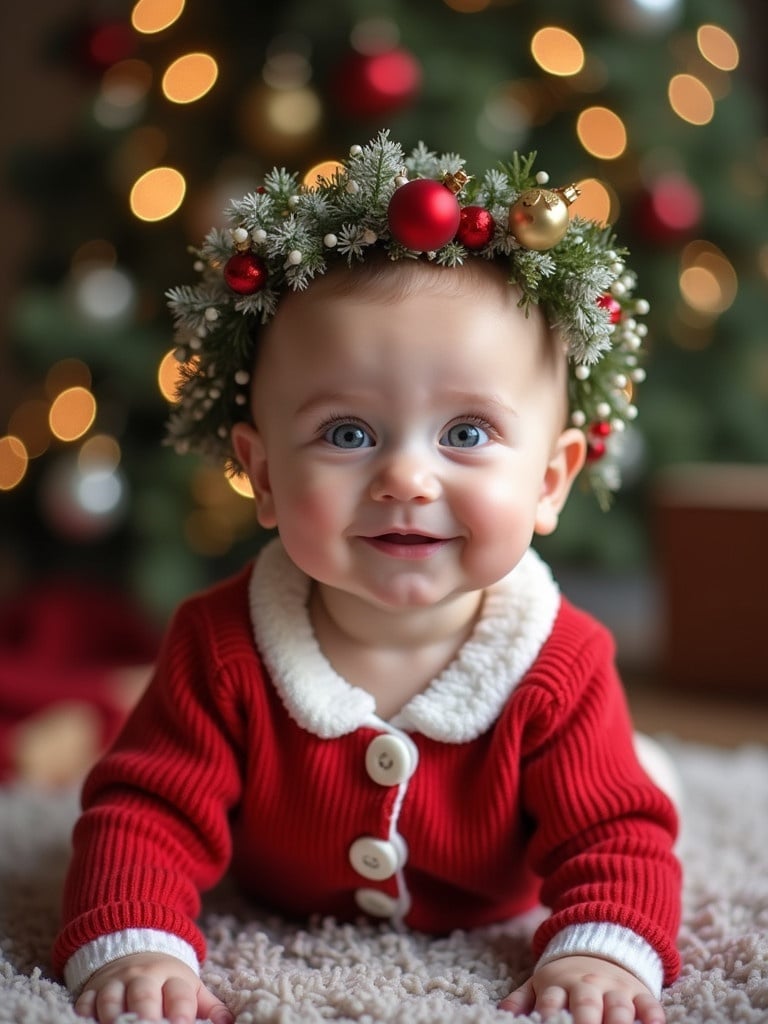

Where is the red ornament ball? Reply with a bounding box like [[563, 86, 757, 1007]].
[[224, 252, 268, 295], [387, 179, 461, 252], [331, 48, 422, 120], [590, 421, 612, 438], [597, 293, 623, 324], [586, 439, 607, 462], [456, 206, 496, 249]]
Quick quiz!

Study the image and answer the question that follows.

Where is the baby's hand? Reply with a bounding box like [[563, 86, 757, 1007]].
[[73, 952, 233, 1024], [499, 954, 665, 1024]]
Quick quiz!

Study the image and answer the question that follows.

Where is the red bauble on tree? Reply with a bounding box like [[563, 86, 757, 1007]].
[[331, 47, 422, 120], [633, 173, 702, 245], [387, 179, 461, 252], [456, 206, 496, 249], [224, 252, 268, 295], [597, 293, 623, 324]]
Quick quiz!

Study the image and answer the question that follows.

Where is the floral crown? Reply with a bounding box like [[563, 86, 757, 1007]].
[[166, 130, 648, 508]]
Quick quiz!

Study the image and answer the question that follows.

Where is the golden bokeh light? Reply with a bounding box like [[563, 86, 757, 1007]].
[[157, 348, 187, 402], [679, 241, 738, 315], [228, 472, 255, 499], [79, 434, 121, 472], [162, 52, 219, 104], [668, 74, 715, 125], [131, 0, 185, 34], [49, 387, 97, 442], [45, 359, 92, 400], [303, 160, 344, 188], [130, 166, 186, 221], [265, 87, 322, 137], [573, 178, 616, 225], [0, 436, 28, 491], [8, 399, 51, 459], [530, 27, 585, 77], [576, 106, 627, 160], [697, 24, 739, 71]]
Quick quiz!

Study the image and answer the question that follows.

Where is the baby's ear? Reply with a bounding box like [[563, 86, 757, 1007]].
[[231, 422, 277, 528], [534, 427, 587, 536]]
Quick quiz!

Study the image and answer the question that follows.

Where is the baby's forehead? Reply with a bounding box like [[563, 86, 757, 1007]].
[[263, 256, 562, 379]]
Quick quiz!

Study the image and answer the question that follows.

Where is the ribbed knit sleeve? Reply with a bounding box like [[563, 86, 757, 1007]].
[[52, 569, 253, 977], [517, 602, 682, 986]]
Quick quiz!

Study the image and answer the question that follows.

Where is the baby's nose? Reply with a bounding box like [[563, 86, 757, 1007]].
[[369, 451, 441, 503]]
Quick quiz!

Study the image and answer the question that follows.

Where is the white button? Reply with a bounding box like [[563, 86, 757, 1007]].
[[365, 734, 415, 786], [355, 888, 398, 918], [349, 837, 401, 880]]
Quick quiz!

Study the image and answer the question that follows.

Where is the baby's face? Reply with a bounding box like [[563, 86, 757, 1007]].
[[234, 262, 584, 611]]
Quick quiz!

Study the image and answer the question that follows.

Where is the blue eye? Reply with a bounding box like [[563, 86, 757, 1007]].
[[325, 422, 374, 449], [440, 422, 490, 448]]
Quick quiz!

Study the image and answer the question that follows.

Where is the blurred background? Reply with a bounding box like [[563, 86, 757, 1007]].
[[1, 0, 766, 785]]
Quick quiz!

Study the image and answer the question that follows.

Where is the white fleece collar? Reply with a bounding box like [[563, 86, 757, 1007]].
[[248, 538, 560, 743]]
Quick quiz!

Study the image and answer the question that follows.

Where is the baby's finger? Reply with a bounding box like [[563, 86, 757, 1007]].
[[567, 981, 604, 1024], [634, 991, 667, 1024], [73, 987, 96, 1020], [95, 978, 128, 1023], [497, 977, 534, 1014], [124, 974, 165, 1022], [536, 984, 568, 1019], [603, 989, 638, 1024], [161, 976, 199, 1024]]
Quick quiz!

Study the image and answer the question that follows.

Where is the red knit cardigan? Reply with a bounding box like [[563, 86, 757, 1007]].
[[54, 546, 681, 987]]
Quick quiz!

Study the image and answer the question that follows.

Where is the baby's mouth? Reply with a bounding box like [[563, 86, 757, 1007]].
[[362, 533, 449, 559]]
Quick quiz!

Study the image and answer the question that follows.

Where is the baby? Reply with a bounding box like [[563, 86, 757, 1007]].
[[54, 133, 681, 1024]]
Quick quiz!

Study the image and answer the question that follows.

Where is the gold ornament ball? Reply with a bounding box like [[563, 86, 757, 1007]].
[[508, 187, 576, 250]]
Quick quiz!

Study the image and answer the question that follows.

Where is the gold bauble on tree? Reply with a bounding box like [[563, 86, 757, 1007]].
[[508, 184, 580, 250]]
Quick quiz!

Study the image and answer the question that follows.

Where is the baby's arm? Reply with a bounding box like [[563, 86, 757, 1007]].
[[499, 955, 665, 1024], [73, 952, 233, 1024]]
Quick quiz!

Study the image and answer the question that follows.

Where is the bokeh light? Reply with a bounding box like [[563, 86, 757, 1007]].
[[131, 0, 185, 34], [576, 106, 627, 159], [8, 399, 51, 459], [79, 434, 122, 472], [0, 436, 28, 491], [679, 241, 738, 315], [49, 387, 97, 442], [303, 160, 344, 188], [574, 178, 616, 225], [530, 27, 585, 77], [668, 74, 715, 125], [158, 349, 187, 402], [45, 359, 92, 399], [74, 266, 136, 322], [228, 472, 255, 499], [130, 166, 186, 220], [94, 59, 152, 129], [697, 24, 739, 71], [265, 86, 322, 137], [162, 52, 219, 104]]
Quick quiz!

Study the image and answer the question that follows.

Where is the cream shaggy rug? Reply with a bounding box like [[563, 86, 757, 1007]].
[[1, 740, 767, 1024]]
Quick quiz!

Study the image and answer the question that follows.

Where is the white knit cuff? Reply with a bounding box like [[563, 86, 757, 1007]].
[[63, 928, 200, 994], [536, 922, 664, 998]]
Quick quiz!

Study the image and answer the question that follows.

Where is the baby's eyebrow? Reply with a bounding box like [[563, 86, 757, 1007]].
[[294, 391, 377, 417], [439, 391, 518, 417]]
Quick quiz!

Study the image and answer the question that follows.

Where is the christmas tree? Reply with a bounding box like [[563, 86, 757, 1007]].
[[3, 0, 767, 621]]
